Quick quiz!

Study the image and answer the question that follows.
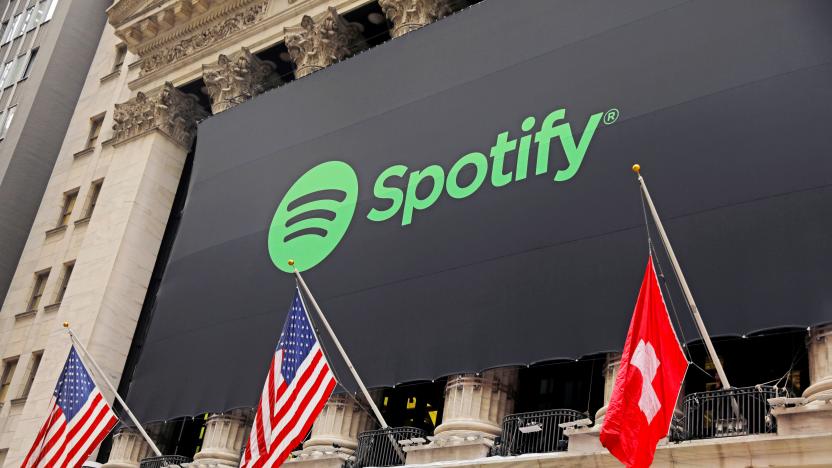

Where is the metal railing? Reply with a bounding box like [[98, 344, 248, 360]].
[[352, 426, 426, 468], [672, 385, 782, 441], [495, 409, 585, 456], [139, 455, 191, 468]]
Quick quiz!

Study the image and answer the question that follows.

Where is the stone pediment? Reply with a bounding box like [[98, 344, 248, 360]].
[[108, 0, 269, 78]]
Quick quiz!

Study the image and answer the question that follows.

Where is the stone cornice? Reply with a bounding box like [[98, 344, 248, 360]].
[[112, 82, 209, 149], [134, 0, 269, 78]]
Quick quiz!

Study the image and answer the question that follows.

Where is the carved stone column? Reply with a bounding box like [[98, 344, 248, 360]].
[[287, 394, 376, 468], [112, 82, 209, 148], [284, 7, 365, 79], [102, 428, 153, 468], [202, 47, 281, 114], [190, 410, 250, 467], [379, 0, 451, 38], [405, 368, 517, 464]]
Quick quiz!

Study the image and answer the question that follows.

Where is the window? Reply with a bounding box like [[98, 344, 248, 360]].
[[113, 44, 126, 72], [85, 179, 103, 217], [22, 48, 36, 79], [58, 189, 77, 226], [14, 7, 34, 37], [0, 60, 13, 88], [0, 105, 15, 138], [86, 114, 103, 149], [20, 352, 42, 398], [44, 0, 57, 22], [26, 3, 43, 31], [1, 14, 19, 43], [0, 357, 18, 403], [19, 6, 33, 35], [11, 54, 25, 82], [54, 262, 73, 304], [27, 270, 49, 311]]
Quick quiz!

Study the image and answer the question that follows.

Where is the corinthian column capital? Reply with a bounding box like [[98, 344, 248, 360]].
[[112, 82, 209, 148], [284, 7, 365, 79], [203, 47, 281, 114], [379, 0, 451, 38]]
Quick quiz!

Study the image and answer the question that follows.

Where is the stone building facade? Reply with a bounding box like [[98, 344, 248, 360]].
[[0, 1, 829, 467]]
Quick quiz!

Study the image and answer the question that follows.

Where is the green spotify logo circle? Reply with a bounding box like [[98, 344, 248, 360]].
[[268, 161, 358, 273]]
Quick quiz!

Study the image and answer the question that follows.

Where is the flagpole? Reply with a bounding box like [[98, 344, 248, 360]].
[[631, 164, 732, 390], [291, 261, 390, 429], [62, 322, 163, 456]]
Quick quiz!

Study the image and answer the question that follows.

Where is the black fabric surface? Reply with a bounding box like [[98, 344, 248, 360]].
[[127, 0, 832, 422]]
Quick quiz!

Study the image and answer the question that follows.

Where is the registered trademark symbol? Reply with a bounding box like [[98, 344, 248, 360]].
[[603, 108, 619, 125]]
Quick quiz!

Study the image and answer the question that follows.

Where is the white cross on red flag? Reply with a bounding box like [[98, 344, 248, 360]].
[[600, 256, 688, 467]]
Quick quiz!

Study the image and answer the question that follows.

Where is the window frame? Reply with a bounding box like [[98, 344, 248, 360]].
[[20, 351, 42, 399], [0, 357, 19, 403], [57, 188, 78, 227], [54, 261, 74, 304], [113, 43, 127, 72], [85, 179, 103, 218], [0, 105, 15, 138], [21, 47, 36, 79], [27, 269, 50, 311], [86, 113, 104, 149]]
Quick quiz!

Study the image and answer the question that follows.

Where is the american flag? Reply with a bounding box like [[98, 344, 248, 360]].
[[241, 289, 337, 468], [21, 346, 118, 468]]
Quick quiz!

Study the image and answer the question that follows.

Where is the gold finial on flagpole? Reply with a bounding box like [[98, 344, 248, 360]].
[[288, 259, 295, 266], [62, 321, 69, 328], [632, 163, 641, 174]]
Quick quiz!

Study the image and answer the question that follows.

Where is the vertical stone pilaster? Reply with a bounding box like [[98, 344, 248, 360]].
[[202, 47, 281, 114], [805, 324, 832, 402], [405, 368, 518, 464], [593, 352, 622, 425], [102, 428, 153, 468], [284, 7, 365, 79], [378, 0, 451, 38]]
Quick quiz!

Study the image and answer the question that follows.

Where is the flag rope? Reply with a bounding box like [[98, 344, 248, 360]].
[[638, 186, 694, 364]]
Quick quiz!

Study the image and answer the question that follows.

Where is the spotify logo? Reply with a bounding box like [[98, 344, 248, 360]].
[[268, 161, 358, 273], [268, 106, 613, 273]]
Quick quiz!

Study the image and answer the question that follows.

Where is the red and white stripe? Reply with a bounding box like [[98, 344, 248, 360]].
[[21, 388, 118, 468], [241, 342, 336, 468]]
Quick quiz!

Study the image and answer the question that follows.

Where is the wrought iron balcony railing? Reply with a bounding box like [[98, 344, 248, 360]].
[[139, 455, 191, 468], [352, 426, 427, 468], [495, 408, 585, 456], [672, 385, 783, 441]]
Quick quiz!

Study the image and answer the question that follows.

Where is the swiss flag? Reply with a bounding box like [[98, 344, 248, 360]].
[[600, 256, 688, 467]]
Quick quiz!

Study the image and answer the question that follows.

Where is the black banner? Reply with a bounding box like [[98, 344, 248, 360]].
[[127, 0, 832, 421]]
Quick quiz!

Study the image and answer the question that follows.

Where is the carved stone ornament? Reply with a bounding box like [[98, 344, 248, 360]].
[[140, 1, 268, 76], [378, 0, 452, 38], [202, 47, 281, 113], [112, 82, 209, 148], [284, 7, 365, 79]]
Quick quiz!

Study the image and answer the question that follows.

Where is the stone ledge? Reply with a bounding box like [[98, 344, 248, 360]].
[[100, 69, 122, 83], [9, 396, 27, 406], [44, 303, 61, 313], [73, 147, 95, 159], [45, 224, 68, 237], [14, 309, 37, 320], [74, 216, 91, 226]]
